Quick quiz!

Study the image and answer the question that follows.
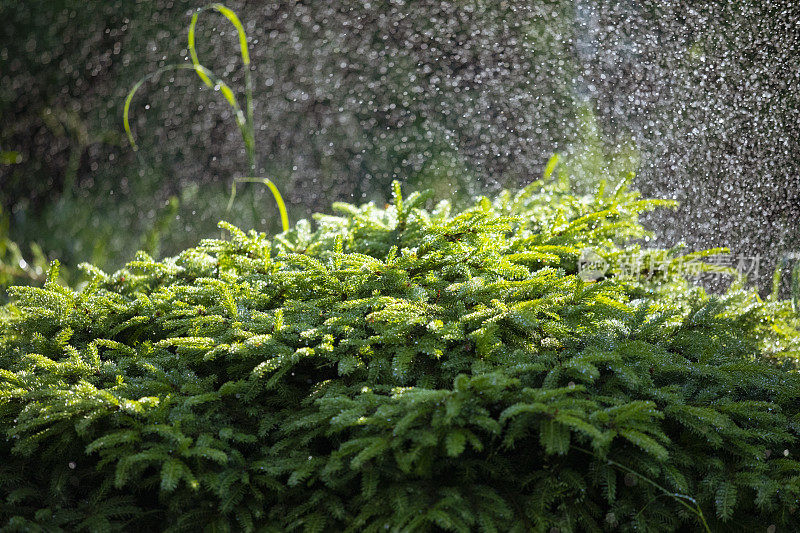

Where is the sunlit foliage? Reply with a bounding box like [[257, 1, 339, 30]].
[[2, 178, 799, 531]]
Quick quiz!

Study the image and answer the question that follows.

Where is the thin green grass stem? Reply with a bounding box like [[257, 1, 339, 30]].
[[571, 445, 711, 532]]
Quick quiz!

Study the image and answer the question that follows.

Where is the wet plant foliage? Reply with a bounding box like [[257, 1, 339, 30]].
[[2, 178, 800, 532]]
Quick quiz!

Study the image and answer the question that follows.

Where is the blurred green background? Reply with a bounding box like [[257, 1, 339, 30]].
[[0, 0, 591, 294], [1, 0, 797, 298]]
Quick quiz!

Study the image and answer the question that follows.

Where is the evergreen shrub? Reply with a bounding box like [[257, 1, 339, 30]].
[[2, 178, 800, 532]]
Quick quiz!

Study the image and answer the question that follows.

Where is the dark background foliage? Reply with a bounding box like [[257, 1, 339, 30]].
[[1, 0, 798, 294]]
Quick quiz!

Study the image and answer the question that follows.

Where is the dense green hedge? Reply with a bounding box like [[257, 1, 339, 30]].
[[2, 179, 799, 531]]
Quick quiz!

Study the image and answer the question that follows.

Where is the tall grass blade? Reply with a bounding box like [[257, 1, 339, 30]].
[[123, 64, 245, 152], [125, 5, 286, 234], [543, 153, 560, 180], [771, 257, 785, 301], [188, 3, 255, 172], [226, 177, 289, 233]]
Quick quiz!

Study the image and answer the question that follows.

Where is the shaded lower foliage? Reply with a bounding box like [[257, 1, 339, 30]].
[[1, 178, 799, 531]]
